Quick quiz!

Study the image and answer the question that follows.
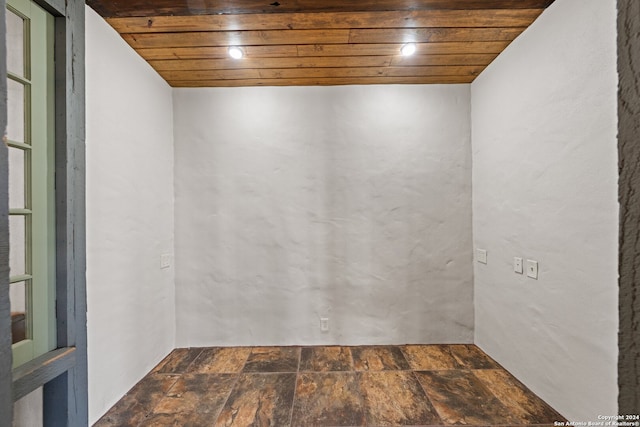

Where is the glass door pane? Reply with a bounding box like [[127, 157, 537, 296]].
[[9, 281, 29, 344], [7, 78, 26, 143], [9, 215, 27, 276], [6, 8, 25, 77], [8, 146, 27, 209]]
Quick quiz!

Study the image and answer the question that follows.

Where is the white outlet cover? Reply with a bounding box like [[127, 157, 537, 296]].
[[320, 317, 329, 332], [526, 259, 538, 279], [514, 257, 523, 274], [476, 248, 487, 264]]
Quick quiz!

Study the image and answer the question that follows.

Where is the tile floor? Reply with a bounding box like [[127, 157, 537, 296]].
[[94, 344, 565, 427]]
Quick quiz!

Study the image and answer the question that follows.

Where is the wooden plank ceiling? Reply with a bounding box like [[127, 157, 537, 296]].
[[86, 0, 555, 87]]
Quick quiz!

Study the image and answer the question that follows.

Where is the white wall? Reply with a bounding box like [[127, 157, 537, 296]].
[[471, 0, 618, 420], [174, 85, 474, 347], [85, 7, 175, 424], [13, 388, 42, 427]]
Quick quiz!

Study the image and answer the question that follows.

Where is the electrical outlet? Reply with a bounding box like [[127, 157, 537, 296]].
[[320, 317, 329, 332], [476, 248, 487, 264], [526, 259, 538, 279], [160, 254, 171, 269], [514, 257, 523, 274]]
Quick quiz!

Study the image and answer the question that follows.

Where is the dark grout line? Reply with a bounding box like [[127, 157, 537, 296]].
[[134, 373, 182, 427], [410, 370, 445, 426], [211, 369, 244, 425], [183, 347, 205, 373], [286, 348, 302, 427]]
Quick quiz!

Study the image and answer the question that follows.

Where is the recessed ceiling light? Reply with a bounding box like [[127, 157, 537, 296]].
[[401, 43, 417, 56], [228, 46, 244, 59]]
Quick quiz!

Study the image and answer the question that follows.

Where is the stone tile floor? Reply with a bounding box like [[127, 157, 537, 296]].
[[94, 344, 565, 427]]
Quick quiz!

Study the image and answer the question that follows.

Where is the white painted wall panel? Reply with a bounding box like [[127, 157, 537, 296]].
[[471, 0, 618, 419], [85, 7, 176, 424], [173, 85, 474, 347]]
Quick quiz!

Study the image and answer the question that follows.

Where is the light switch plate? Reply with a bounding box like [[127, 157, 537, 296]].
[[526, 259, 538, 279], [476, 248, 487, 264], [514, 257, 523, 274], [160, 254, 171, 269]]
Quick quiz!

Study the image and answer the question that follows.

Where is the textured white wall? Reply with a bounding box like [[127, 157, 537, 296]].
[[174, 85, 473, 347], [471, 0, 618, 420], [85, 7, 176, 424], [12, 388, 42, 427]]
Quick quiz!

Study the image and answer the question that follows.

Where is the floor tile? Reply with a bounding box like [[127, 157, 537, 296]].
[[215, 373, 296, 426], [360, 371, 442, 426], [401, 345, 461, 370], [138, 412, 215, 427], [153, 373, 237, 416], [299, 346, 353, 372], [447, 344, 501, 369], [473, 369, 565, 423], [153, 348, 204, 374], [242, 347, 300, 373], [351, 346, 410, 371], [188, 347, 251, 374], [291, 372, 365, 426], [415, 370, 521, 425], [93, 374, 180, 427]]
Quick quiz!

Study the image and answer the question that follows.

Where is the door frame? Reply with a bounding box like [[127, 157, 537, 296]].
[[0, 0, 87, 424]]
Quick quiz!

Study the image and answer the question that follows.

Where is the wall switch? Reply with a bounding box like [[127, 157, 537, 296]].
[[160, 254, 171, 269], [476, 248, 487, 264], [320, 317, 329, 332], [514, 257, 523, 274], [526, 259, 538, 279]]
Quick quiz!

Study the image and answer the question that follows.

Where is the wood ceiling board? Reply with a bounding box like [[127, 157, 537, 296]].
[[149, 54, 496, 80], [256, 65, 484, 78], [149, 56, 394, 71], [123, 27, 524, 50], [159, 65, 484, 81], [136, 41, 511, 61], [122, 29, 351, 49], [348, 27, 525, 44], [106, 9, 543, 33], [390, 53, 498, 66], [159, 68, 263, 80], [168, 75, 476, 88], [87, 0, 554, 18], [136, 45, 300, 60], [297, 41, 511, 57]]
